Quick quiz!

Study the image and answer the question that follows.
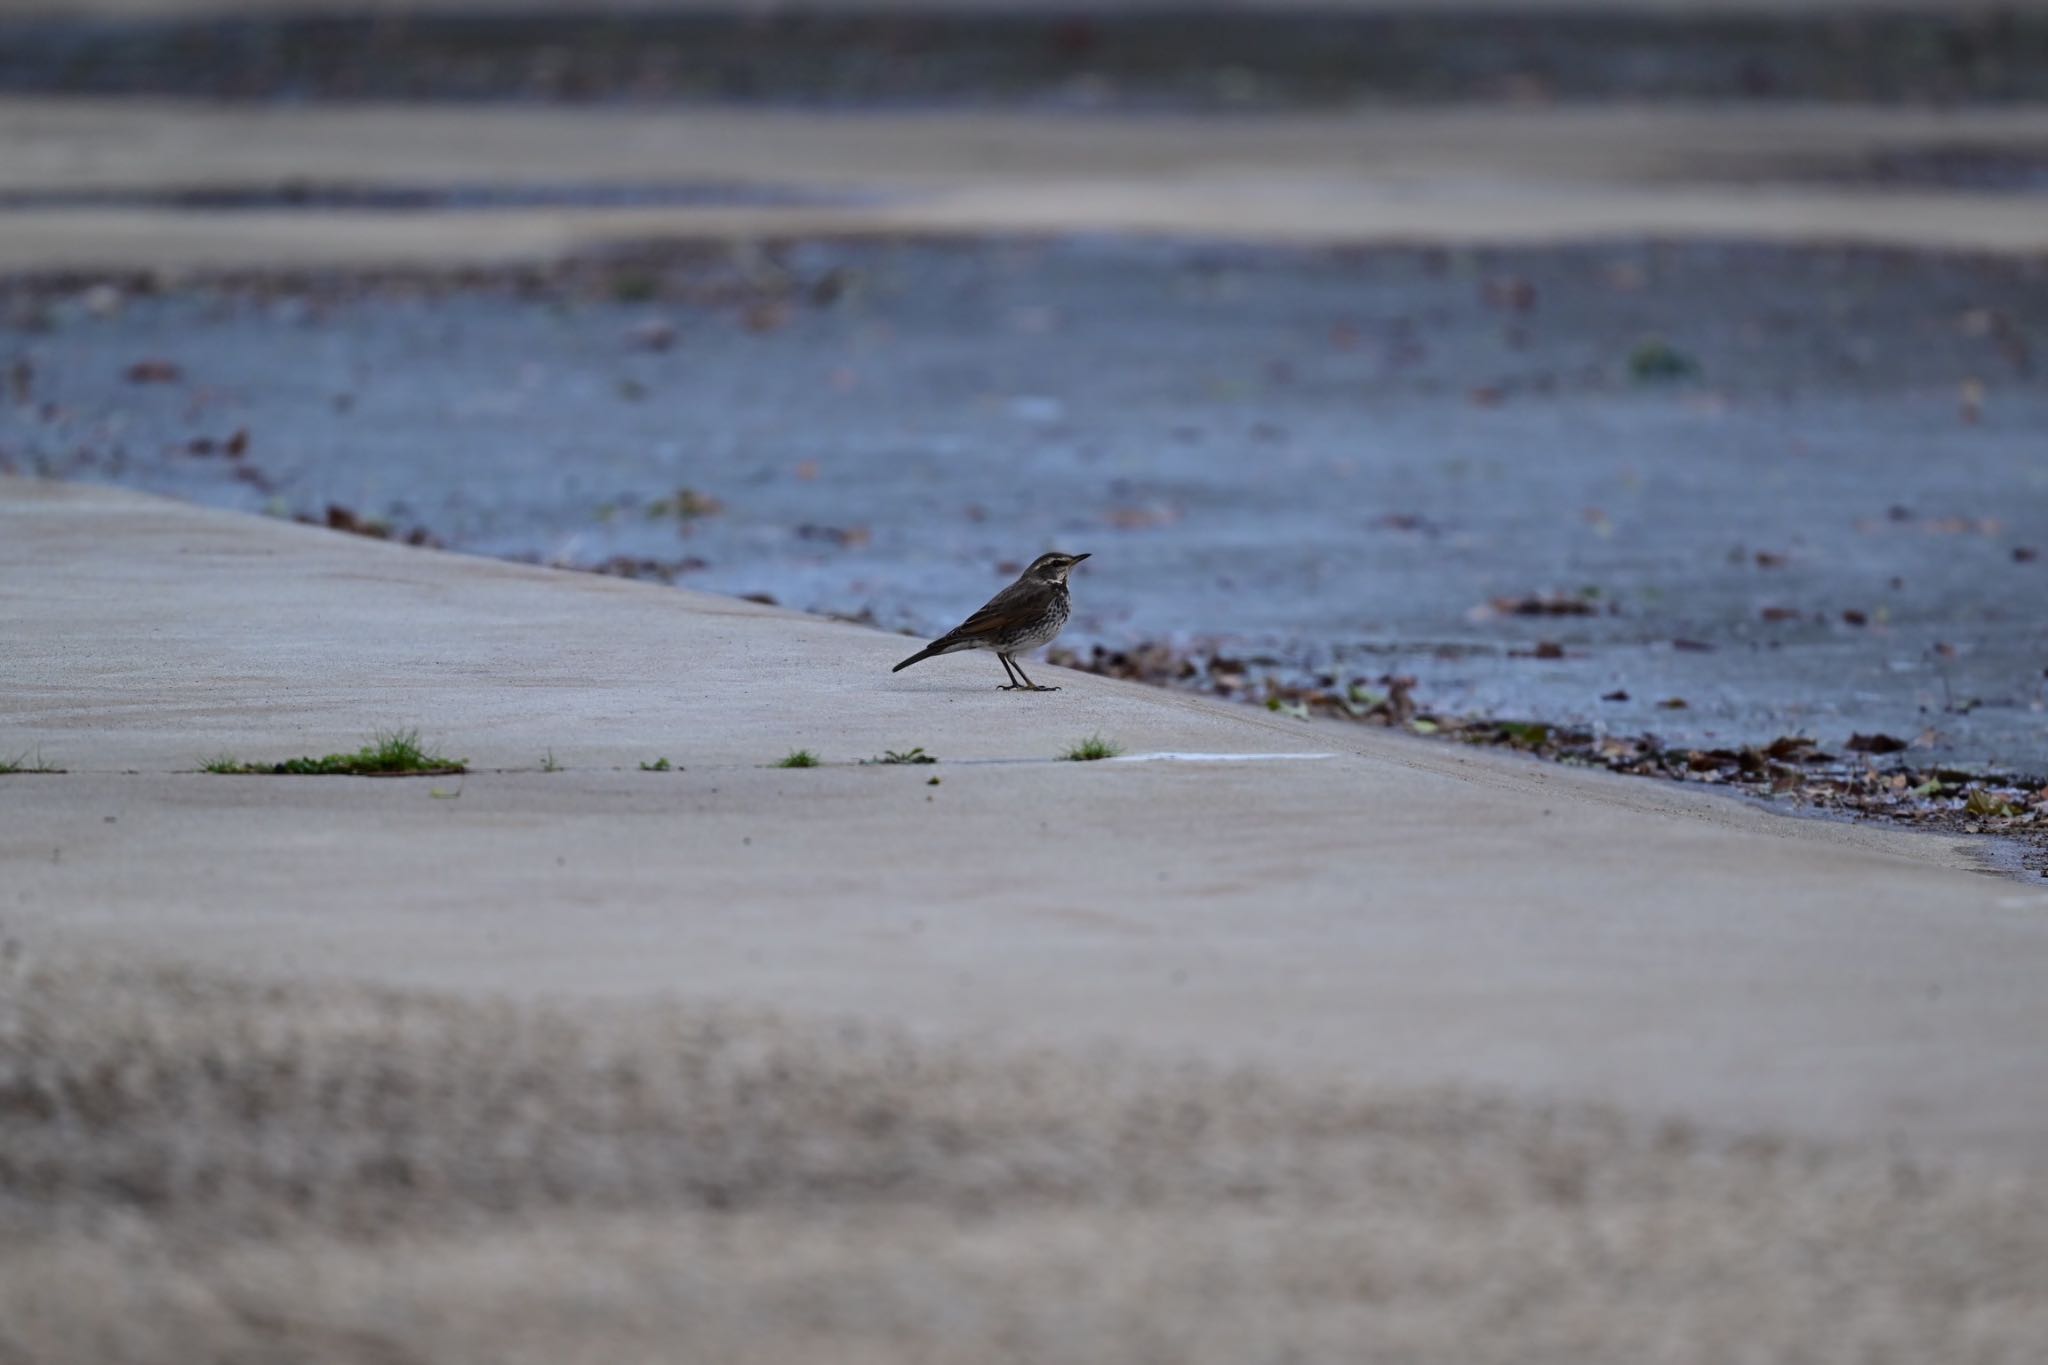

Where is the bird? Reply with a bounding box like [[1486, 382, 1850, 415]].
[[891, 551, 1089, 691]]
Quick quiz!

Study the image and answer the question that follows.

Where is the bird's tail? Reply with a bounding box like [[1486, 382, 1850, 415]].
[[892, 643, 942, 673]]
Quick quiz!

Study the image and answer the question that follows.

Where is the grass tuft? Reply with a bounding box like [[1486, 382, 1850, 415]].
[[863, 747, 935, 765], [1063, 735, 1122, 762], [540, 751, 562, 773], [0, 749, 63, 774], [1628, 337, 1699, 383], [203, 729, 463, 776], [777, 749, 820, 769], [639, 757, 672, 772]]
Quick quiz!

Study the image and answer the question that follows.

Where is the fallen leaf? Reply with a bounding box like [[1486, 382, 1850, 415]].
[[1841, 609, 1868, 626], [1960, 378, 1985, 423], [1760, 606, 1801, 623], [1628, 338, 1697, 383], [124, 360, 182, 384], [647, 488, 723, 520], [1657, 697, 1690, 710], [1765, 736, 1825, 762], [1671, 639, 1714, 653], [1481, 276, 1537, 312], [1105, 505, 1180, 531], [1846, 732, 1909, 754], [627, 317, 676, 351], [1605, 261, 1647, 292], [795, 524, 870, 548], [743, 301, 789, 334], [1601, 689, 1630, 702], [1491, 593, 1598, 617], [1965, 789, 2019, 819], [2015, 546, 2039, 563]]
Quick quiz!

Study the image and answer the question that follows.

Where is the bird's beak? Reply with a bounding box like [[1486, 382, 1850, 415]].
[[1071, 553, 1090, 564]]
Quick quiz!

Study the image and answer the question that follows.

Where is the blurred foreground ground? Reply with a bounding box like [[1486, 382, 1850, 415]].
[[7, 961, 2048, 1365]]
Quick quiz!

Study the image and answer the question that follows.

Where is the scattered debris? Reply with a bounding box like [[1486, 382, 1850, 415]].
[[299, 504, 441, 547], [582, 554, 709, 583], [183, 428, 248, 458], [123, 359, 182, 384], [1047, 640, 2047, 864]]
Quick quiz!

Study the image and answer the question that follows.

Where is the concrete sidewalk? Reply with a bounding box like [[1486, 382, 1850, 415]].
[[6, 477, 2048, 1167], [7, 100, 2048, 269]]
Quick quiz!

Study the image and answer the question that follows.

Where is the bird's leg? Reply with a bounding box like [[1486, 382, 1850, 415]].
[[996, 654, 1024, 690], [1009, 658, 1059, 692]]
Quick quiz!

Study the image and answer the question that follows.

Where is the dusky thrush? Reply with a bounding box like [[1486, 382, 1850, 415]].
[[891, 551, 1089, 691]]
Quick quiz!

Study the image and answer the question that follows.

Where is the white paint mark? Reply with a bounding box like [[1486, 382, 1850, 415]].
[[1104, 752, 1335, 764]]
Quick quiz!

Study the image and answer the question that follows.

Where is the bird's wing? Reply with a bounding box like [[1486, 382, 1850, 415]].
[[934, 579, 1043, 646]]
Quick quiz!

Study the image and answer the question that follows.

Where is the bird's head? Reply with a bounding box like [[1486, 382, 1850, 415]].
[[1024, 551, 1089, 583]]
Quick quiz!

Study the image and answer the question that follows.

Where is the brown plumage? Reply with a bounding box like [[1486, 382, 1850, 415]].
[[891, 551, 1089, 691]]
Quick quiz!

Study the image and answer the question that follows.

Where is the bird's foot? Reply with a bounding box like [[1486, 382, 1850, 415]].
[[997, 683, 1024, 691], [1029, 684, 1061, 692]]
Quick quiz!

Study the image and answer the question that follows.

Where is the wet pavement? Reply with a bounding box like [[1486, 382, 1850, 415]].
[[5, 237, 2046, 768], [5, 7, 2046, 106]]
